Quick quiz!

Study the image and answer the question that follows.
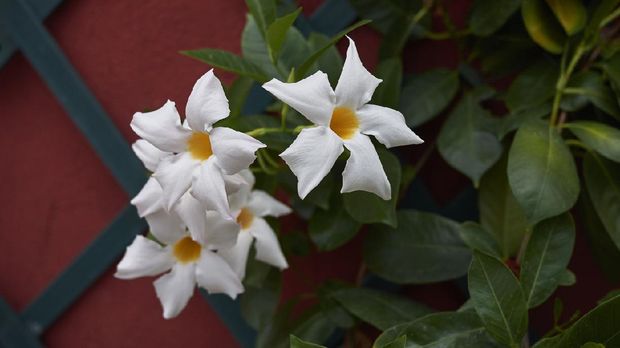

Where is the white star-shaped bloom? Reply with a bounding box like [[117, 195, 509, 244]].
[[219, 170, 291, 279], [131, 69, 265, 218], [262, 37, 423, 200]]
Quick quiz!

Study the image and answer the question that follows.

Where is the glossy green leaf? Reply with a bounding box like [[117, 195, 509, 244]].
[[309, 195, 361, 251], [373, 311, 499, 348], [583, 153, 620, 250], [372, 57, 403, 109], [290, 335, 326, 348], [245, 0, 276, 37], [554, 295, 620, 347], [181, 48, 268, 82], [520, 213, 576, 308], [505, 59, 558, 112], [459, 222, 503, 258], [438, 93, 502, 185], [508, 119, 579, 225], [468, 251, 528, 347], [266, 8, 302, 62], [364, 210, 472, 284], [469, 0, 521, 36], [498, 102, 551, 139], [479, 155, 529, 258], [343, 150, 400, 227], [332, 288, 432, 330], [565, 121, 620, 162], [400, 69, 460, 127]]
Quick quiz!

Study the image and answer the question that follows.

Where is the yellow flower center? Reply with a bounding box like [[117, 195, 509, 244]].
[[172, 236, 202, 264], [329, 107, 359, 140], [237, 208, 254, 230], [187, 132, 213, 160]]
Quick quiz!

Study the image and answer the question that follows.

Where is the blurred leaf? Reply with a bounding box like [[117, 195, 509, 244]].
[[505, 59, 558, 112], [290, 335, 326, 348], [181, 48, 268, 82], [240, 266, 282, 329], [373, 311, 500, 348], [266, 8, 302, 63], [553, 295, 620, 347], [498, 102, 551, 139], [309, 195, 361, 251], [304, 173, 335, 210], [348, 0, 427, 35], [400, 69, 460, 127], [242, 14, 283, 78], [468, 251, 528, 346], [332, 287, 432, 330], [508, 119, 579, 225], [291, 306, 338, 345], [583, 153, 620, 250], [558, 269, 577, 286], [438, 93, 502, 185], [317, 281, 356, 329], [364, 210, 472, 284], [372, 57, 403, 108], [459, 222, 503, 258], [565, 121, 620, 162], [520, 213, 576, 308], [307, 33, 343, 86], [521, 0, 566, 54], [245, 0, 276, 37], [280, 229, 311, 257], [343, 149, 401, 227], [379, 335, 407, 348], [469, 0, 521, 36], [546, 0, 587, 35], [479, 154, 529, 258], [227, 76, 254, 118], [562, 71, 620, 118]]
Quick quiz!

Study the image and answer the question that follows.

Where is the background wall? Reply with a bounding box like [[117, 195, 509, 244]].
[[0, 0, 615, 347]]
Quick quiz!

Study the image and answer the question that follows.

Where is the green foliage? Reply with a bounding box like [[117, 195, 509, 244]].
[[469, 0, 521, 36], [289, 335, 326, 348], [566, 121, 620, 162], [400, 69, 460, 127]]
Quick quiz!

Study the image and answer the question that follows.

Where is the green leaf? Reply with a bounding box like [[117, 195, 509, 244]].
[[520, 213, 576, 308], [266, 8, 302, 63], [348, 0, 427, 35], [373, 311, 499, 348], [558, 269, 577, 286], [498, 102, 551, 139], [505, 59, 559, 113], [469, 0, 521, 36], [372, 57, 403, 109], [290, 335, 326, 348], [309, 195, 361, 251], [297, 19, 372, 78], [379, 336, 407, 348], [307, 33, 343, 86], [479, 154, 529, 258], [364, 210, 472, 284], [438, 93, 502, 185], [181, 48, 268, 82], [508, 119, 580, 225], [400, 69, 460, 127], [565, 121, 620, 162], [554, 295, 620, 347], [459, 222, 503, 258], [562, 71, 620, 118], [242, 14, 282, 79], [303, 173, 335, 210], [332, 288, 432, 330], [240, 266, 282, 329], [468, 251, 528, 347], [343, 149, 400, 227], [583, 153, 620, 250], [245, 0, 276, 38], [227, 76, 254, 118]]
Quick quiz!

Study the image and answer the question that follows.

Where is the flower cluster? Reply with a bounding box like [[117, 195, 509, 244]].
[[115, 37, 422, 319]]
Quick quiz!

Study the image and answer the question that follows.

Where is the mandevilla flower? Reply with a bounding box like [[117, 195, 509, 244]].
[[262, 37, 423, 200], [131, 69, 265, 218], [219, 170, 291, 279]]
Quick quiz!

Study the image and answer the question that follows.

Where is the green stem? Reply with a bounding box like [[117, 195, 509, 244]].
[[550, 44, 586, 126], [600, 6, 620, 28], [245, 125, 311, 137]]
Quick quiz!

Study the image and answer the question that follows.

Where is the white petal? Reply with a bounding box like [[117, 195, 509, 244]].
[[356, 103, 424, 148], [247, 190, 291, 217], [250, 217, 288, 270], [227, 175, 252, 212], [185, 69, 230, 131], [237, 169, 256, 188], [115, 235, 174, 279], [154, 263, 196, 319], [132, 139, 170, 172], [144, 210, 186, 245], [218, 231, 254, 279], [195, 251, 244, 299], [279, 126, 343, 199], [203, 211, 240, 250], [130, 100, 192, 153], [210, 127, 266, 175], [173, 193, 207, 244], [131, 177, 163, 217], [334, 37, 382, 109], [154, 153, 198, 211], [262, 71, 335, 126], [190, 158, 232, 218], [342, 132, 391, 200]]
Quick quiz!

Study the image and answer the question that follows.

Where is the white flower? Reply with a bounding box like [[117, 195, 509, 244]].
[[115, 212, 243, 319], [131, 69, 265, 218], [262, 37, 423, 200], [219, 171, 291, 279]]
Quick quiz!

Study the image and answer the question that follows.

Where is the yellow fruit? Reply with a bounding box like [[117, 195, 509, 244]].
[[522, 0, 567, 54], [546, 0, 587, 35]]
